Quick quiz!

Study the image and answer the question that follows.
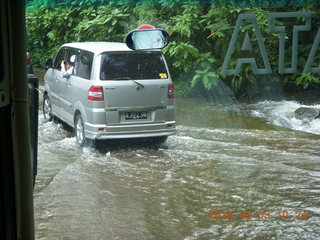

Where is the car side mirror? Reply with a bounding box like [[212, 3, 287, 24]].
[[45, 58, 53, 70], [125, 29, 170, 50]]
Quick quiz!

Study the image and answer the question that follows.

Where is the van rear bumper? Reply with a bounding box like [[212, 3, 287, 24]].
[[84, 121, 176, 140]]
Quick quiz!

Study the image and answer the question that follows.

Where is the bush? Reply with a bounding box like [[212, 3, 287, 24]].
[[26, 0, 320, 98]]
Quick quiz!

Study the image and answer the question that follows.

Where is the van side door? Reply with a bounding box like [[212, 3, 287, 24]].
[[46, 47, 67, 115], [61, 49, 94, 126], [58, 47, 80, 124]]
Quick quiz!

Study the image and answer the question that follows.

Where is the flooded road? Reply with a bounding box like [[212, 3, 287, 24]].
[[34, 97, 320, 239]]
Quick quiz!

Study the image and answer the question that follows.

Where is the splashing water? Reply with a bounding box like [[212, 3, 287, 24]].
[[250, 101, 320, 134]]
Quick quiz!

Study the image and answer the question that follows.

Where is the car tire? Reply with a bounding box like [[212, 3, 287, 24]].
[[74, 114, 86, 147], [43, 94, 52, 121]]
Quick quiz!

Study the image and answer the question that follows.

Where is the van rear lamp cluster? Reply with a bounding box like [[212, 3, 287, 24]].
[[168, 84, 175, 98], [88, 86, 104, 101]]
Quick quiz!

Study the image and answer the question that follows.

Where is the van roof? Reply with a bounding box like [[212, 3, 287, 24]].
[[62, 42, 133, 54]]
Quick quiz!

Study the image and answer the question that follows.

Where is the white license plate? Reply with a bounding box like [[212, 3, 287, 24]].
[[125, 111, 147, 120]]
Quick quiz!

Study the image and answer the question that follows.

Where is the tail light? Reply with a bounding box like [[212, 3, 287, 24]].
[[168, 83, 175, 98], [88, 86, 104, 101]]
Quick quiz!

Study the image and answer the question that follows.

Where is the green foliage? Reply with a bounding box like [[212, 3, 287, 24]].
[[73, 6, 130, 41], [296, 73, 320, 89], [26, 0, 320, 99], [26, 5, 131, 66], [192, 67, 219, 90], [164, 41, 199, 71]]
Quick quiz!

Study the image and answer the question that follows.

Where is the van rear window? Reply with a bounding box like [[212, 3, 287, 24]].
[[100, 52, 168, 80]]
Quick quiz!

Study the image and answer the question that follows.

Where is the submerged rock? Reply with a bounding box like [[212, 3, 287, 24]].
[[294, 107, 320, 120]]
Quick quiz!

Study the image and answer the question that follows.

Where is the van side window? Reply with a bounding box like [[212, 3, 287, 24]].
[[75, 51, 93, 80], [65, 48, 79, 75], [66, 48, 80, 62], [53, 48, 67, 70]]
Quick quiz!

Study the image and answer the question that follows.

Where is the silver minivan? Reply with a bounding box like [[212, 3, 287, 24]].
[[43, 41, 175, 146]]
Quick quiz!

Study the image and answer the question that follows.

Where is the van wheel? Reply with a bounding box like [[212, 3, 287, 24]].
[[43, 94, 52, 121], [74, 114, 86, 147]]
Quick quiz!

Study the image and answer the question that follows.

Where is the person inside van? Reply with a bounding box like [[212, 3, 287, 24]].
[[61, 55, 76, 78], [61, 60, 75, 78]]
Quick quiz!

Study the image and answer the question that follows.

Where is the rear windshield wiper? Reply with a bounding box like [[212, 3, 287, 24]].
[[113, 77, 144, 88]]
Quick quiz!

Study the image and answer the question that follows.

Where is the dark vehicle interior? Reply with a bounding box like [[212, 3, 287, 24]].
[[1, 0, 35, 239]]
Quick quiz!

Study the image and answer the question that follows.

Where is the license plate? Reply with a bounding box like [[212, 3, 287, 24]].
[[125, 111, 147, 120]]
